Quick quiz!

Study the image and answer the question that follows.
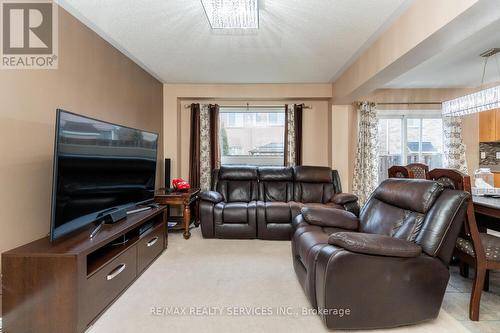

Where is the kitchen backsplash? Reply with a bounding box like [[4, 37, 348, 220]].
[[479, 142, 500, 171]]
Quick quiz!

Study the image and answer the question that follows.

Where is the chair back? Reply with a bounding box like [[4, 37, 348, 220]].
[[428, 168, 486, 262], [407, 163, 429, 179], [388, 166, 414, 179], [360, 178, 469, 264], [428, 168, 471, 191]]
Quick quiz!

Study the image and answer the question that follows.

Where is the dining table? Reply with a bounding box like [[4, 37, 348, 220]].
[[472, 195, 500, 232]]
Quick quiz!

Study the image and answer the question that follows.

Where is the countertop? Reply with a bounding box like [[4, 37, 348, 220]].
[[473, 195, 500, 210], [478, 165, 500, 173]]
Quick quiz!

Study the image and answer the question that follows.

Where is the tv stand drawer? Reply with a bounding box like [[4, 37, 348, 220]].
[[137, 223, 164, 273], [82, 245, 137, 324]]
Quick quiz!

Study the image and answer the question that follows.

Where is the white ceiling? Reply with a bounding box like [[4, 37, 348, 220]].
[[57, 0, 410, 84], [386, 17, 500, 89]]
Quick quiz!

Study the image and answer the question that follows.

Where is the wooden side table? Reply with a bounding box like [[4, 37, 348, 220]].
[[154, 188, 200, 239]]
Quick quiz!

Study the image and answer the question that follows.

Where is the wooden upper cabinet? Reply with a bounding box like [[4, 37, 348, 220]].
[[495, 172, 500, 188], [479, 109, 498, 142], [497, 109, 500, 141]]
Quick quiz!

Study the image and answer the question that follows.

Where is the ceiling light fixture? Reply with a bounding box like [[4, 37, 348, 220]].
[[201, 0, 259, 29], [442, 48, 500, 117]]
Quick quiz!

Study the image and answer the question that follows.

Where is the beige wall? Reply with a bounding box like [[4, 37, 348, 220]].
[[366, 88, 482, 105], [163, 84, 337, 184], [331, 105, 358, 192], [462, 113, 480, 175], [0, 8, 163, 266], [332, 0, 479, 103]]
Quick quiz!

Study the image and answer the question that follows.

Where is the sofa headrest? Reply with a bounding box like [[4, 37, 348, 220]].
[[218, 166, 258, 180], [258, 167, 293, 181], [294, 166, 332, 183], [373, 179, 443, 214]]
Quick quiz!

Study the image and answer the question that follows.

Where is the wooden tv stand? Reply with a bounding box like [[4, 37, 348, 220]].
[[1, 207, 167, 333]]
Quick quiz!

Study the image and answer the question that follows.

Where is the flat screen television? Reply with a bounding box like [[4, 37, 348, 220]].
[[50, 109, 159, 241]]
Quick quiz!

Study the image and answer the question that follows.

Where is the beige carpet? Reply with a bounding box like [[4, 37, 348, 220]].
[[86, 228, 470, 333]]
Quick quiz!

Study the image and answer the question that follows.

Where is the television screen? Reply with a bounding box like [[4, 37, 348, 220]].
[[50, 110, 158, 241]]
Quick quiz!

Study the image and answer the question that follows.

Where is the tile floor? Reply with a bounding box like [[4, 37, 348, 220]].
[[443, 266, 500, 333]]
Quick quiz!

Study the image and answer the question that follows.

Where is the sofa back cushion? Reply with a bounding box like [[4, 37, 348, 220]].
[[211, 165, 343, 204], [216, 166, 258, 202], [359, 179, 443, 241], [293, 166, 336, 203], [258, 167, 293, 202]]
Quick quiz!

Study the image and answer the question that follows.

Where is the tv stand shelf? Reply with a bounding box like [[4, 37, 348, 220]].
[[1, 207, 167, 333]]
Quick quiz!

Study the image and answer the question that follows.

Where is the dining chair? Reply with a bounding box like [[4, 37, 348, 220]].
[[406, 163, 429, 179], [429, 168, 500, 321], [388, 165, 414, 179]]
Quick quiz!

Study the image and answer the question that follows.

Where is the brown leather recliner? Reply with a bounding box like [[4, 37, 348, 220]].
[[292, 178, 470, 330], [199, 165, 359, 240]]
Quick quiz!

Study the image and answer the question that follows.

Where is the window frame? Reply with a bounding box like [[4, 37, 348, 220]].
[[377, 110, 443, 166], [219, 106, 286, 166]]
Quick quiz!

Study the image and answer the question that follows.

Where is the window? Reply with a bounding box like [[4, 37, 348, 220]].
[[378, 112, 444, 182], [220, 107, 285, 166]]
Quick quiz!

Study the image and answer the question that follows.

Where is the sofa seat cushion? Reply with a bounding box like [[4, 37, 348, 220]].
[[456, 234, 500, 261], [219, 202, 255, 224], [262, 202, 291, 224]]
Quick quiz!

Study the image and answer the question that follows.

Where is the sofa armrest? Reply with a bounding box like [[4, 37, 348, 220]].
[[199, 191, 224, 204], [301, 207, 359, 230], [331, 193, 358, 205], [328, 232, 422, 258]]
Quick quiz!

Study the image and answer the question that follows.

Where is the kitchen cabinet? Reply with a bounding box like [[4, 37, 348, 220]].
[[495, 172, 500, 188], [497, 109, 500, 141], [479, 109, 500, 142], [479, 109, 499, 142]]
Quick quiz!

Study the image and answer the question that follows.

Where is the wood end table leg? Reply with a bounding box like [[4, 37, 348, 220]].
[[183, 201, 191, 239]]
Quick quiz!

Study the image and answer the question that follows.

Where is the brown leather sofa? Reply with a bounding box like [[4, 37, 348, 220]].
[[292, 178, 470, 330], [199, 165, 359, 240]]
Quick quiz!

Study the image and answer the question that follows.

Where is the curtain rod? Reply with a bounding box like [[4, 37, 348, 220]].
[[183, 103, 311, 109], [376, 102, 442, 105]]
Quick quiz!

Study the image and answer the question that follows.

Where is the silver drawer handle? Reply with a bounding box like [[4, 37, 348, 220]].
[[147, 236, 159, 247], [107, 263, 126, 281]]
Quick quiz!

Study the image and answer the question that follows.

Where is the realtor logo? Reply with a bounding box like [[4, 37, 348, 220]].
[[1, 0, 58, 69]]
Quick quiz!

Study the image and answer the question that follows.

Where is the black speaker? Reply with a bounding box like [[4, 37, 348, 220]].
[[164, 158, 171, 188]]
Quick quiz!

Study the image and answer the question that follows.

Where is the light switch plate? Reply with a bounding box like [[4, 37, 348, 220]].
[[481, 152, 486, 159], [496, 152, 500, 159]]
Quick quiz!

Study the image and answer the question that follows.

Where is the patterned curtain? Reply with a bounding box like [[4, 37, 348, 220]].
[[352, 102, 379, 207], [443, 115, 468, 174], [189, 104, 220, 192], [199, 105, 212, 191], [284, 104, 303, 166]]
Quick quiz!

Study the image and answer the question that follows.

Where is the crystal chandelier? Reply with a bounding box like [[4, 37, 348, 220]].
[[201, 0, 259, 29], [442, 48, 500, 117]]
